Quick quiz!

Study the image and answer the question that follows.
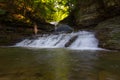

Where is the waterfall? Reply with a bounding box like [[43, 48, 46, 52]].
[[15, 31, 102, 50]]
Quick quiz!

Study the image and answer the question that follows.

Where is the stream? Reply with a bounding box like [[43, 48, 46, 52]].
[[0, 47, 120, 80]]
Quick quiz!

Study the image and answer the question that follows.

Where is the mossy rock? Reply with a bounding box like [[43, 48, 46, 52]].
[[94, 16, 120, 50]]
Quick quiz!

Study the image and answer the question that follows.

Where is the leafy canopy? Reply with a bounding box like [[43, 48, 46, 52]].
[[0, 0, 76, 23]]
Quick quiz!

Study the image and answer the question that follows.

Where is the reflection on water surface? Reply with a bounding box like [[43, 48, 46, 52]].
[[0, 47, 120, 80]]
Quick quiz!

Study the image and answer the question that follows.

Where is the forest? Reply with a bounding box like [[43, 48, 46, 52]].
[[0, 0, 76, 27], [1, 0, 120, 28]]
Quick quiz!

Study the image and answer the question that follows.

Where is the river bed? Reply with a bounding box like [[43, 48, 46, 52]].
[[0, 47, 120, 80]]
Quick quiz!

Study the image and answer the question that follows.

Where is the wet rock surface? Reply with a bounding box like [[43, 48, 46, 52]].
[[55, 24, 73, 33], [94, 16, 120, 50]]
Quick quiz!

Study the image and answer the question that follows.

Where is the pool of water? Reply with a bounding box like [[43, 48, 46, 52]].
[[0, 47, 120, 80]]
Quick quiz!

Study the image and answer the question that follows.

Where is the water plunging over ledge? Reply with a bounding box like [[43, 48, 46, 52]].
[[15, 31, 103, 50]]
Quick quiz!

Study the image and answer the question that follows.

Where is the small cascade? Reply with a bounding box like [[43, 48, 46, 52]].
[[15, 31, 102, 50]]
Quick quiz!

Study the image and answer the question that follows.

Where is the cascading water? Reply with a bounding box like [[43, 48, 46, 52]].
[[15, 31, 102, 50]]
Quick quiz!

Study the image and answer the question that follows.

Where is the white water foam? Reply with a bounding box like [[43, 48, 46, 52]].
[[15, 31, 103, 50]]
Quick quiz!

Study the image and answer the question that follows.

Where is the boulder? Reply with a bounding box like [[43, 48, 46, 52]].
[[55, 24, 73, 33], [94, 16, 120, 50]]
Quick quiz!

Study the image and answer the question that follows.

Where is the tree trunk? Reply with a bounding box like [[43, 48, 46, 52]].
[[34, 23, 38, 35]]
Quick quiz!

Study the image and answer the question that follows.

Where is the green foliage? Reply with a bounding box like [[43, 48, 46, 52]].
[[0, 9, 6, 15], [31, 0, 72, 22], [0, 0, 77, 23]]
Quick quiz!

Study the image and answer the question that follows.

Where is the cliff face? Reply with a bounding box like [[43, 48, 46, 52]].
[[61, 0, 120, 50], [95, 16, 120, 50], [62, 0, 120, 27]]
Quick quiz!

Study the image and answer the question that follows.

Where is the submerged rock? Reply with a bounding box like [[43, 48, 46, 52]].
[[95, 16, 120, 50], [55, 24, 73, 33], [65, 35, 78, 47]]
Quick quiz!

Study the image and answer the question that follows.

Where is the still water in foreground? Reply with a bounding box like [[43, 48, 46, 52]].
[[0, 47, 120, 80]]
